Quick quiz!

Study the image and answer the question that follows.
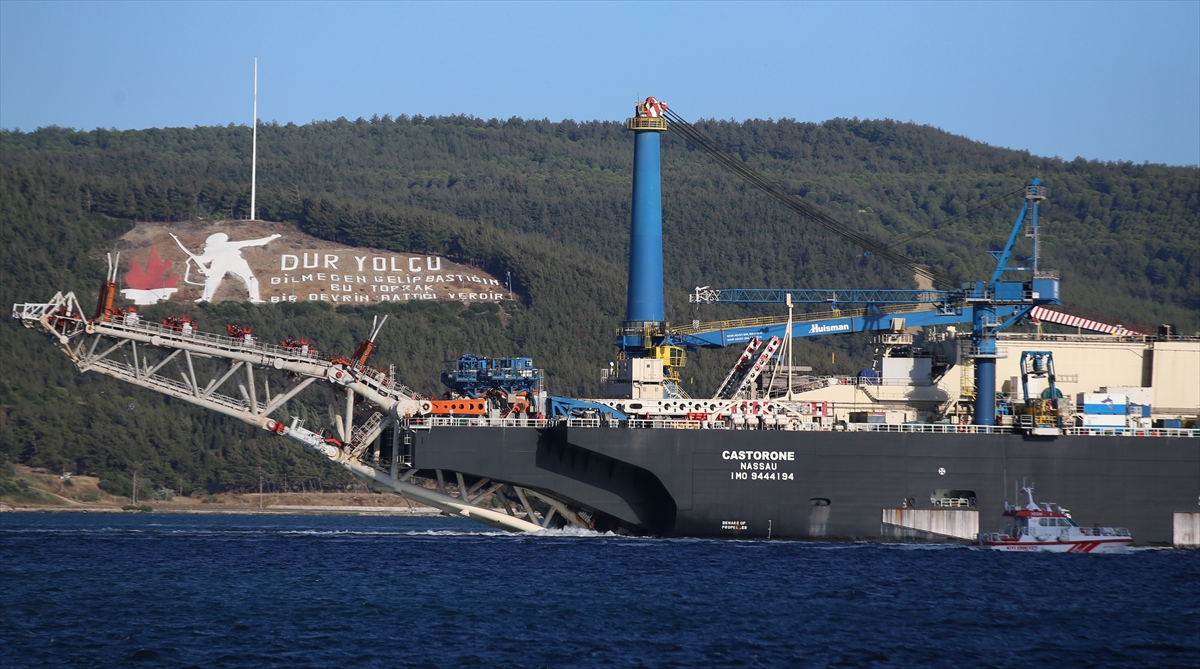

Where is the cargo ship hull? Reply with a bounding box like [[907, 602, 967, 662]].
[[412, 426, 1200, 544]]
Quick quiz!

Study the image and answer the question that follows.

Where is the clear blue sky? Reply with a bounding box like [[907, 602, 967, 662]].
[[2, 1, 1197, 166]]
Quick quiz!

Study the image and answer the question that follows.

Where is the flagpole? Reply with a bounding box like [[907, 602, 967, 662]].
[[251, 57, 258, 221]]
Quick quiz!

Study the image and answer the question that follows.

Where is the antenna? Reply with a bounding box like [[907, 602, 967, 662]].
[[251, 57, 258, 221]]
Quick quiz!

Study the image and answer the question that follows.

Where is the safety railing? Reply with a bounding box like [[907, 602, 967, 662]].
[[625, 117, 668, 131], [965, 346, 1009, 359], [405, 417, 553, 429], [931, 497, 977, 508], [1061, 426, 1199, 438], [820, 375, 938, 388], [621, 419, 729, 430], [848, 423, 1014, 435], [843, 423, 1198, 437], [96, 314, 328, 363], [399, 414, 1200, 437]]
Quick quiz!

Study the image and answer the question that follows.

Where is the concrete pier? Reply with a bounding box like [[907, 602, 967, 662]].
[[882, 508, 979, 541], [1173, 512, 1200, 547]]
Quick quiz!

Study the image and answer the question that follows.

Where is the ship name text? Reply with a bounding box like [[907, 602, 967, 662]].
[[722, 450, 795, 461]]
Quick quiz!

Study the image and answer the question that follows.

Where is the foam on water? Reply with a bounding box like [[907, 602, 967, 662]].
[[526, 525, 623, 539]]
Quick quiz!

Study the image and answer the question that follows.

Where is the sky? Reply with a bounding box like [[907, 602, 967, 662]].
[[1, 1, 1198, 166]]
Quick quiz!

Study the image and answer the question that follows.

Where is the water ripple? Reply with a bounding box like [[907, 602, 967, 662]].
[[1, 512, 1196, 668]]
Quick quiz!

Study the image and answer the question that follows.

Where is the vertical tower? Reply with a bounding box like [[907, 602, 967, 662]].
[[625, 97, 667, 324], [610, 97, 685, 400]]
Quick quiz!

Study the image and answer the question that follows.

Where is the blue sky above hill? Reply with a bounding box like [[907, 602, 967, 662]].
[[1, 1, 1197, 166]]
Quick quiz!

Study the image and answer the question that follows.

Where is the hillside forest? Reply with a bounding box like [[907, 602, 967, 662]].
[[1, 114, 1196, 496]]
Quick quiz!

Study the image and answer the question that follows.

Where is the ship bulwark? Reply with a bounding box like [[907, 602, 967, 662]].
[[414, 426, 1199, 543]]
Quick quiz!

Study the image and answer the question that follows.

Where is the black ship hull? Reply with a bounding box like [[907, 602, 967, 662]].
[[411, 426, 1200, 544]]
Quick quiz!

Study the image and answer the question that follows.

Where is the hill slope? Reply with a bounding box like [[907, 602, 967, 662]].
[[1, 116, 1196, 492]]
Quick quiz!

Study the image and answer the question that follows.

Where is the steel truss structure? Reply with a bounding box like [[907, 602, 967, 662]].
[[12, 290, 587, 534]]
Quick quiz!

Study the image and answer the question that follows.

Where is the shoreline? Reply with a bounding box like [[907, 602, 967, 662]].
[[1, 465, 445, 516], [0, 502, 443, 516]]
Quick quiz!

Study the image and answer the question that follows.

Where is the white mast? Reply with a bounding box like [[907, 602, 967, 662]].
[[785, 293, 793, 400], [250, 57, 258, 221]]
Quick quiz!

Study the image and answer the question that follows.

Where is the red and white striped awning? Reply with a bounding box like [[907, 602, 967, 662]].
[[1029, 306, 1141, 336]]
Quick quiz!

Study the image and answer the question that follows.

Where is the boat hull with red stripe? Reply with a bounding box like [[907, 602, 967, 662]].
[[977, 535, 1133, 553]]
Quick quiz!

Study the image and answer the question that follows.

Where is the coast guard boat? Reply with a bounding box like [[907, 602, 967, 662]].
[[976, 485, 1133, 552]]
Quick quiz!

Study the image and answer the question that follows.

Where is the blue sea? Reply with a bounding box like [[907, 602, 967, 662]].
[[1, 513, 1197, 668]]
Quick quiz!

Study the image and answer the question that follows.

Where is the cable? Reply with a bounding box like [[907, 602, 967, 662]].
[[663, 109, 954, 285], [663, 109, 964, 288], [883, 187, 1025, 250]]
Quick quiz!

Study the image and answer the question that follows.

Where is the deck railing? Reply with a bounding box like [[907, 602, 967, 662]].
[[1061, 426, 1199, 438], [847, 423, 1013, 435], [401, 417, 1198, 438]]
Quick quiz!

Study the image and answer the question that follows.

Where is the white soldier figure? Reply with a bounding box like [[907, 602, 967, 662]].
[[174, 232, 281, 303]]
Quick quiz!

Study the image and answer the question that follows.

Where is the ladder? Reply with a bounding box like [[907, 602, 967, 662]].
[[349, 411, 384, 458], [959, 345, 977, 419]]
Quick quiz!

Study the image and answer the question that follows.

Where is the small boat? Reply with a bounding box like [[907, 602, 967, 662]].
[[976, 485, 1133, 552]]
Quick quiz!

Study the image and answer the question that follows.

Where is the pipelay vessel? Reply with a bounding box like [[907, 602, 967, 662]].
[[12, 98, 1200, 544]]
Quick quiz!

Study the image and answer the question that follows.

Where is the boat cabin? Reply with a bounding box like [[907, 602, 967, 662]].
[[1000, 487, 1077, 538]]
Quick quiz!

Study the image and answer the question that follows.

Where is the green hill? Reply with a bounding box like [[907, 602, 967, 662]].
[[1, 116, 1196, 493]]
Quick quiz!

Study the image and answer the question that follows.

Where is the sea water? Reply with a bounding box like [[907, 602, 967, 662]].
[[1, 513, 1196, 668]]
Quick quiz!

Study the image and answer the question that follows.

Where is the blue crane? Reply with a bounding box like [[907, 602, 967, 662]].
[[671, 179, 1059, 425], [613, 99, 1057, 424]]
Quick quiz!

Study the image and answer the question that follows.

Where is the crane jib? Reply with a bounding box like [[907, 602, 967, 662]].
[[661, 109, 957, 288]]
